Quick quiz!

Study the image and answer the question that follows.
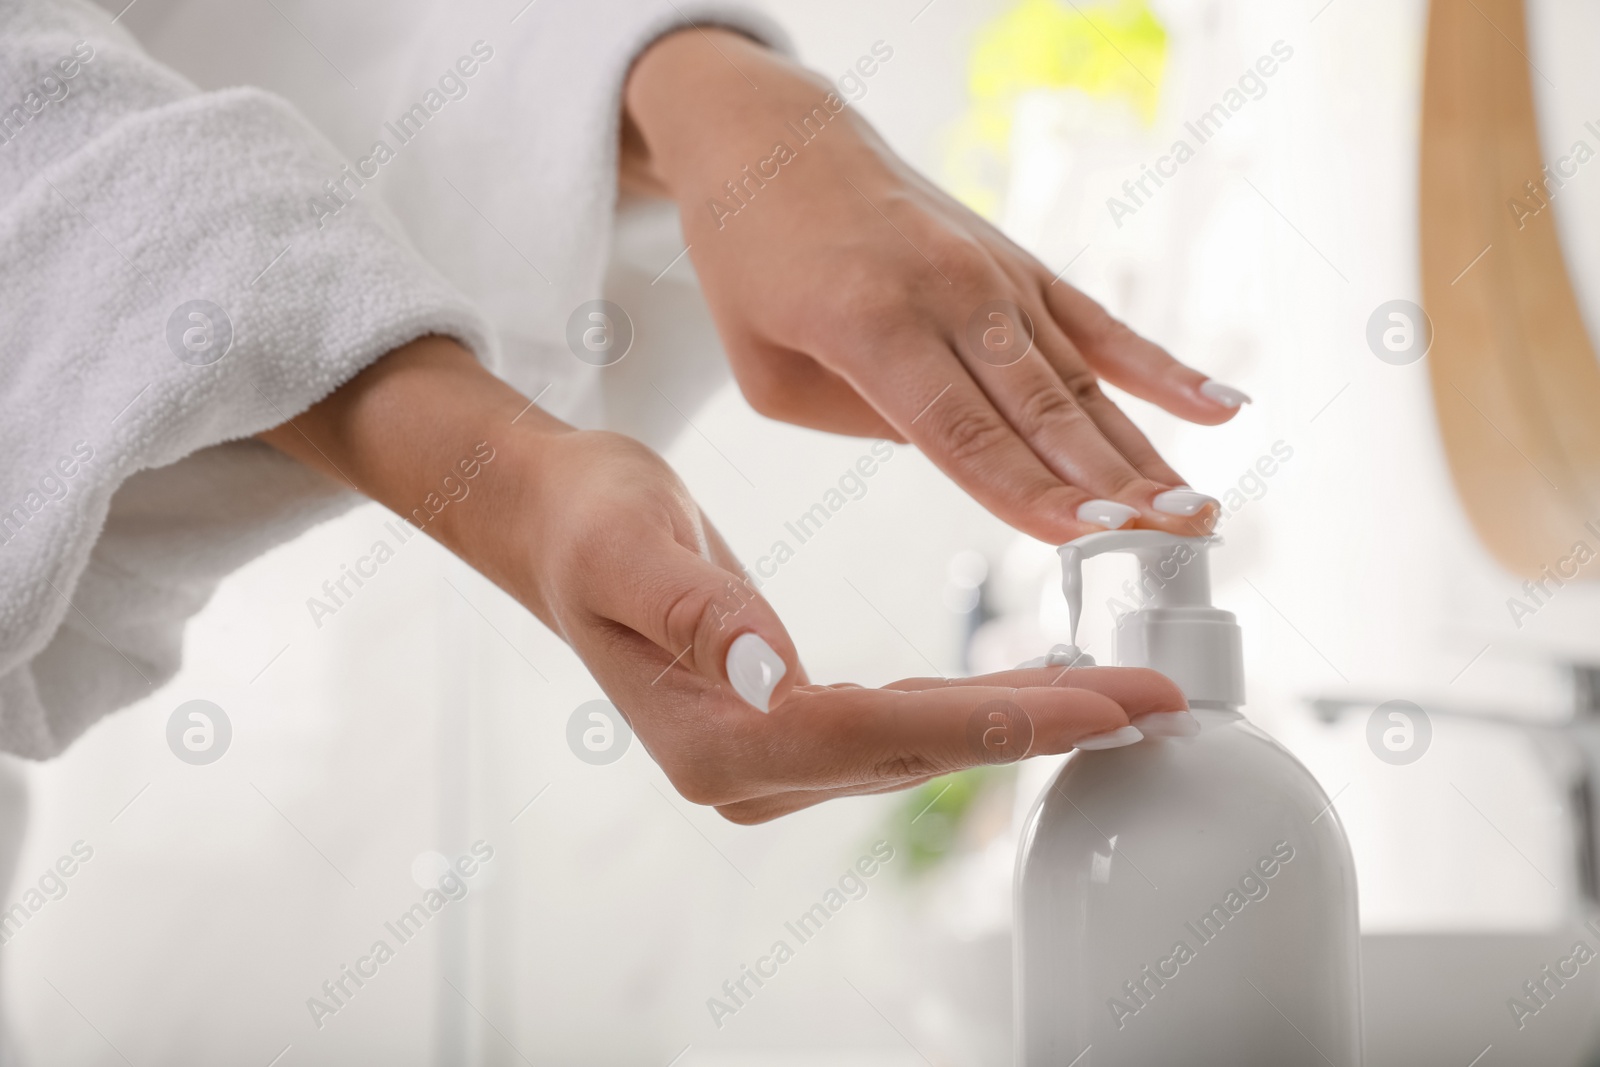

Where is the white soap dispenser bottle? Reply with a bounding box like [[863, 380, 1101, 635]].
[[1014, 531, 1362, 1066]]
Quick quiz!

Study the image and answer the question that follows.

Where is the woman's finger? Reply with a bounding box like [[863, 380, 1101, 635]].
[[962, 341, 1167, 499], [584, 524, 800, 713], [715, 667, 1192, 819], [1026, 315, 1222, 530], [955, 321, 1217, 535], [700, 515, 812, 687], [1025, 313, 1186, 487], [735, 679, 1172, 795], [1041, 280, 1248, 426], [882, 664, 1188, 710], [839, 339, 1131, 543]]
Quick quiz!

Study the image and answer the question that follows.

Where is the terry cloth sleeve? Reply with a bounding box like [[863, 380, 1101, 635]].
[[0, 0, 495, 757], [375, 0, 793, 420]]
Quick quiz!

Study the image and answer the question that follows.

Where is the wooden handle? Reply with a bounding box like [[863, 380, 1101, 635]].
[[1421, 0, 1600, 576]]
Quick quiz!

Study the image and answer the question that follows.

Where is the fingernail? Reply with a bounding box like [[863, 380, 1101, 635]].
[[1076, 499, 1138, 529], [1131, 711, 1200, 738], [1199, 380, 1252, 407], [726, 632, 787, 712], [1152, 489, 1219, 517], [1074, 725, 1144, 750]]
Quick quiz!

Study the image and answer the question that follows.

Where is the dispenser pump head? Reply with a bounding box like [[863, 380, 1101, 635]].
[[1058, 531, 1245, 708]]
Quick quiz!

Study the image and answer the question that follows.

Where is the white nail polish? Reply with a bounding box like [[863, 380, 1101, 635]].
[[1074, 725, 1144, 750], [1076, 499, 1138, 530], [1130, 711, 1200, 738], [726, 632, 787, 712], [1152, 489, 1219, 516], [1199, 380, 1252, 407]]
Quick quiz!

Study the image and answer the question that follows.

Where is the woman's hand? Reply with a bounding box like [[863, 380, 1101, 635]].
[[260, 338, 1191, 822], [509, 426, 1193, 823], [623, 29, 1246, 544]]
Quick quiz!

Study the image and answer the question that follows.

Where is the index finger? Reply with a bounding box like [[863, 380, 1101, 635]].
[[1043, 281, 1246, 426], [853, 344, 1126, 543], [743, 674, 1182, 794], [882, 664, 1187, 710]]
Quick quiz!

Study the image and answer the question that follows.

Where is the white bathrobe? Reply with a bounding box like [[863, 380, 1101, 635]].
[[0, 0, 785, 758]]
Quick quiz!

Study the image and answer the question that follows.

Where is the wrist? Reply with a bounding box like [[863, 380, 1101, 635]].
[[470, 416, 574, 619], [257, 335, 570, 618], [624, 27, 848, 202]]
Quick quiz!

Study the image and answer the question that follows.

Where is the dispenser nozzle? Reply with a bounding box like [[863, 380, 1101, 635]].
[[1058, 531, 1244, 707]]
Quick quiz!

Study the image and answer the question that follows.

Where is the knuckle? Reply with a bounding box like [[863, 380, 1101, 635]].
[[935, 239, 989, 290], [872, 751, 940, 780], [1013, 382, 1081, 434], [1059, 364, 1105, 406], [656, 579, 722, 652], [828, 263, 906, 335], [935, 403, 1009, 465]]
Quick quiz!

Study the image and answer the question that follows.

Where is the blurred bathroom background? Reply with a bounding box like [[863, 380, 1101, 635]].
[[12, 0, 1600, 1063]]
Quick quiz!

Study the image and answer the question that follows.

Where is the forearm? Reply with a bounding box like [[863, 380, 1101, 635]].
[[257, 336, 567, 613]]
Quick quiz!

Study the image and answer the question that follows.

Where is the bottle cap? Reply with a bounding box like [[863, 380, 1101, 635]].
[[1058, 531, 1245, 707]]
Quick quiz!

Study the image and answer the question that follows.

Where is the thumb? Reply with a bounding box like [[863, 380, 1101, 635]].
[[598, 534, 800, 712]]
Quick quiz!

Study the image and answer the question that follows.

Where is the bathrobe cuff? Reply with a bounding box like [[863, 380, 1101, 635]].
[[0, 3, 491, 756], [378, 0, 795, 415]]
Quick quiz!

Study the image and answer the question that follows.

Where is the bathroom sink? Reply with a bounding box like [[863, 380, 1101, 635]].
[[1363, 930, 1600, 1066]]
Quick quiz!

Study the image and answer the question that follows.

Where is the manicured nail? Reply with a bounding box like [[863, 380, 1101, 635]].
[[1076, 499, 1138, 529], [1131, 711, 1200, 738], [1152, 489, 1219, 516], [1074, 725, 1144, 750], [726, 632, 787, 712], [1200, 380, 1252, 407]]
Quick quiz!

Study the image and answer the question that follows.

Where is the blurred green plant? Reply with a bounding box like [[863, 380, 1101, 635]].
[[887, 764, 1018, 877], [945, 0, 1168, 215]]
